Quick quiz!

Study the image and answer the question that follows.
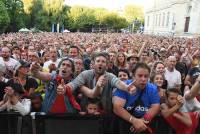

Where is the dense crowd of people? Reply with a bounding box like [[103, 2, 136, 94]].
[[0, 32, 200, 134]]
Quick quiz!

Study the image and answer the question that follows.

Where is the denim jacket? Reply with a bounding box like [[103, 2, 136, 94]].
[[42, 72, 76, 113]]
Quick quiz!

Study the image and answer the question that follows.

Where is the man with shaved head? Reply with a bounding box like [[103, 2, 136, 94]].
[[1, 47, 19, 78], [164, 56, 182, 89]]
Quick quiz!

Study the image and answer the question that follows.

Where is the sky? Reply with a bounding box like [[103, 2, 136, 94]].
[[64, 0, 153, 11]]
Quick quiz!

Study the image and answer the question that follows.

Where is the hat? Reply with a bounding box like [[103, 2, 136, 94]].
[[15, 60, 30, 71], [127, 54, 139, 61], [14, 60, 30, 76], [7, 82, 24, 94], [0, 57, 6, 73]]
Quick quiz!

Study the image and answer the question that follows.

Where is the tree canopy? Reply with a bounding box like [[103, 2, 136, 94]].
[[0, 0, 144, 33]]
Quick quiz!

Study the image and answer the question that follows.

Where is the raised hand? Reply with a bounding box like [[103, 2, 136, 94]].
[[4, 87, 14, 97], [127, 80, 137, 94], [176, 95, 184, 106], [96, 75, 107, 89], [30, 62, 41, 74], [48, 63, 57, 72], [57, 79, 66, 95]]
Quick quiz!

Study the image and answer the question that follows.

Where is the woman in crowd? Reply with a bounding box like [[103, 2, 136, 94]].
[[115, 52, 127, 69]]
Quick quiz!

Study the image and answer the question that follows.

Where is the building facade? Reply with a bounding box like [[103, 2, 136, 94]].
[[144, 0, 200, 36]]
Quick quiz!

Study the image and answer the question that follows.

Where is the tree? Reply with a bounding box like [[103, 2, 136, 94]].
[[103, 12, 128, 32], [67, 6, 96, 31], [124, 4, 144, 23], [4, 0, 25, 32], [29, 0, 50, 31], [22, 0, 34, 13], [0, 1, 10, 33], [94, 8, 107, 25]]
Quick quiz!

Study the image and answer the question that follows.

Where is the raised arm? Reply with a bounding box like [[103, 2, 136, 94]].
[[184, 75, 200, 100], [138, 42, 146, 58], [80, 74, 108, 98], [161, 95, 183, 118], [30, 62, 51, 82]]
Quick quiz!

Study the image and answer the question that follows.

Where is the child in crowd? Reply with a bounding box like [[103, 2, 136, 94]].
[[161, 88, 199, 134], [80, 99, 101, 115], [29, 92, 43, 112]]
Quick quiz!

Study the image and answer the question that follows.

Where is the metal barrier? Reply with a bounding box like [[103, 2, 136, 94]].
[[0, 112, 200, 134]]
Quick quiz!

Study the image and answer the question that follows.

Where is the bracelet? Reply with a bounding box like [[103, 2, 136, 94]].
[[129, 116, 133, 122]]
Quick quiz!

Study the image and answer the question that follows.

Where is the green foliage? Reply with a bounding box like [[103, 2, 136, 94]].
[[100, 12, 128, 32], [67, 6, 96, 31], [4, 0, 25, 32], [0, 1, 10, 33], [22, 0, 34, 13], [0, 1, 144, 33], [124, 5, 144, 23]]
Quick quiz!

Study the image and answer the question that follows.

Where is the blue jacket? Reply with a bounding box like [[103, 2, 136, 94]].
[[42, 72, 77, 113]]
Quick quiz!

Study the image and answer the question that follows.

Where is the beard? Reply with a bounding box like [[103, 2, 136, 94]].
[[95, 66, 106, 75]]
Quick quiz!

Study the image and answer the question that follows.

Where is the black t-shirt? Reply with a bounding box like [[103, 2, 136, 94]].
[[107, 65, 119, 76], [0, 81, 7, 100], [188, 66, 200, 84], [7, 76, 38, 92]]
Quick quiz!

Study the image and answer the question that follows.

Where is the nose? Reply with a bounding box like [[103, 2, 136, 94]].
[[141, 76, 146, 82]]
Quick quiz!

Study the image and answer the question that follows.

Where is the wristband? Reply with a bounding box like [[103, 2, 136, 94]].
[[143, 114, 153, 122]]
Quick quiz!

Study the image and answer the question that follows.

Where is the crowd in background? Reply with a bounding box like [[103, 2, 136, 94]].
[[1, 32, 200, 134]]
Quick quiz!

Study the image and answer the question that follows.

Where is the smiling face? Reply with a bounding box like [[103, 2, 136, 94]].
[[155, 63, 165, 74], [153, 74, 164, 88], [118, 71, 129, 81]]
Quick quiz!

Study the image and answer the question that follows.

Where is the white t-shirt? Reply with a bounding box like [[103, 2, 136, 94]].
[[180, 90, 200, 112], [3, 57, 19, 71], [164, 68, 182, 89], [43, 59, 61, 69], [3, 57, 19, 78]]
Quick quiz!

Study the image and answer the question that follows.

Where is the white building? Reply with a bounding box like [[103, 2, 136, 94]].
[[144, 0, 200, 36]]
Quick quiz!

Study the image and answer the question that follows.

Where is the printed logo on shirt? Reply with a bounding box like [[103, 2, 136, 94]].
[[134, 105, 148, 112], [126, 105, 148, 112]]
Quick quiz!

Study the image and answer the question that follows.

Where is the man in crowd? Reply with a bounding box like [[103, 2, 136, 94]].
[[1, 47, 19, 78], [113, 62, 160, 134], [164, 56, 182, 89]]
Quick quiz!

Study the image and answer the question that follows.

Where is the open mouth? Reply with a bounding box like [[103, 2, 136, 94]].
[[62, 70, 66, 73], [98, 67, 102, 70]]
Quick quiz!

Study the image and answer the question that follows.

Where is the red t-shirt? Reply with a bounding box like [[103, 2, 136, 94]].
[[50, 95, 67, 113], [165, 112, 198, 134]]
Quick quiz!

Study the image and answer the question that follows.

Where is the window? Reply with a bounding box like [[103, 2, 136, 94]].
[[166, 12, 170, 26]]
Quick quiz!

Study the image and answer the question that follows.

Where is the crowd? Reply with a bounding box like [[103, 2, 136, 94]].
[[0, 32, 200, 134]]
